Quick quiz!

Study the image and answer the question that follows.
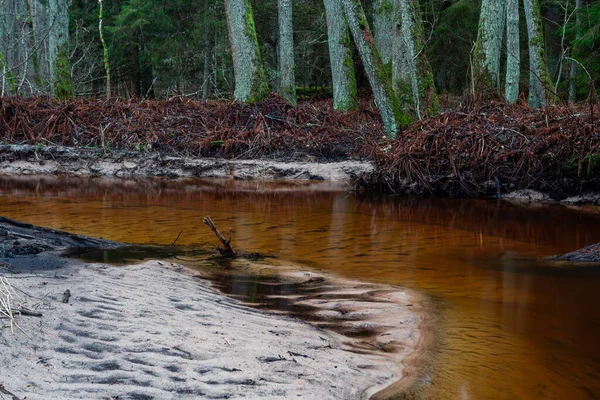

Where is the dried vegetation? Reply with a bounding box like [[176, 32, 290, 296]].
[[357, 101, 600, 198], [0, 94, 598, 198], [0, 93, 382, 160]]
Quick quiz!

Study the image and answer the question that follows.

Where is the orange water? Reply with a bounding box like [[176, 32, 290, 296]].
[[1, 175, 599, 399]]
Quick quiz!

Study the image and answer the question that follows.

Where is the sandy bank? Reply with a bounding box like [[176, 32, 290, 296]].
[[0, 145, 372, 182], [0, 217, 426, 399], [1, 260, 424, 399]]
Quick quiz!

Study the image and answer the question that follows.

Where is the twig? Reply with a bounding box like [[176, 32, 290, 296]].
[[170, 230, 183, 247], [11, 308, 42, 317], [202, 216, 237, 257], [0, 384, 21, 400], [0, 277, 33, 338]]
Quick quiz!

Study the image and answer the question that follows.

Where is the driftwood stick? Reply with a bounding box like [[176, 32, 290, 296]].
[[0, 384, 21, 400], [202, 216, 237, 257], [11, 308, 43, 317], [170, 230, 183, 247]]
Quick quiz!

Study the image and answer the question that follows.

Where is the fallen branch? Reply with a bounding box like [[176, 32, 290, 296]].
[[8, 308, 42, 317], [202, 216, 237, 258], [170, 230, 183, 247], [0, 384, 21, 400]]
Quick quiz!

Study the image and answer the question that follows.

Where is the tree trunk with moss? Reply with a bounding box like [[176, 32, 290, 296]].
[[47, 0, 73, 99], [323, 0, 358, 111], [278, 0, 296, 104], [394, 0, 438, 119], [473, 0, 506, 95], [373, 0, 394, 70], [341, 0, 408, 137], [505, 0, 520, 102], [523, 0, 554, 107], [225, 0, 269, 104], [569, 0, 583, 103]]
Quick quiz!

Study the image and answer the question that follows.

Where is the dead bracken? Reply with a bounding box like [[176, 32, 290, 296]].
[[0, 94, 598, 199], [356, 101, 600, 199], [0, 93, 381, 161]]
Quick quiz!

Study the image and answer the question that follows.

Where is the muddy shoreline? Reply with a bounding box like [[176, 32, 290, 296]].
[[1, 144, 599, 205], [0, 144, 372, 181], [0, 217, 428, 399]]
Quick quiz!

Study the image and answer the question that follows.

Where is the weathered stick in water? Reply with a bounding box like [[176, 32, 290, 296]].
[[170, 230, 183, 247], [202, 216, 237, 257]]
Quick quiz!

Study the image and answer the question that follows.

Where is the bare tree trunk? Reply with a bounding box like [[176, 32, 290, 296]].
[[569, 0, 583, 103], [394, 0, 438, 119], [278, 0, 296, 104], [25, 0, 41, 89], [323, 0, 358, 111], [373, 0, 394, 70], [505, 0, 520, 102], [523, 0, 554, 107], [47, 0, 72, 99], [202, 40, 211, 102], [341, 0, 407, 137], [0, 0, 28, 95], [98, 0, 111, 98], [473, 0, 506, 95], [224, 0, 269, 103]]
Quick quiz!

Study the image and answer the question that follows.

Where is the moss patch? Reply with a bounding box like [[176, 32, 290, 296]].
[[54, 45, 74, 100]]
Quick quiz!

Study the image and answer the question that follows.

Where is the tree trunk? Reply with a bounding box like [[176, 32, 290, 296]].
[[394, 0, 438, 119], [505, 0, 520, 102], [373, 0, 394, 70], [224, 0, 269, 104], [392, 0, 407, 96], [523, 0, 554, 107], [47, 0, 72, 99], [202, 39, 211, 102], [323, 0, 358, 111], [25, 0, 42, 88], [569, 0, 583, 103], [98, 0, 111, 98], [341, 0, 408, 137], [278, 0, 296, 104], [130, 43, 141, 97], [473, 0, 506, 95], [0, 0, 28, 95]]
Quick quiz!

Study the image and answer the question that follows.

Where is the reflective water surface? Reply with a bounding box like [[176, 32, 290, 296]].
[[1, 175, 599, 399]]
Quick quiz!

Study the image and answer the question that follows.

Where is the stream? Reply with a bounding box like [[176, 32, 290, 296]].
[[0, 175, 599, 399]]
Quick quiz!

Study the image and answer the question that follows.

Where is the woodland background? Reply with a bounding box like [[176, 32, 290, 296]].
[[0, 0, 598, 105]]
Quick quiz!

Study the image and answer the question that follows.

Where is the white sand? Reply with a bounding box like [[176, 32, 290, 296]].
[[1, 260, 423, 400]]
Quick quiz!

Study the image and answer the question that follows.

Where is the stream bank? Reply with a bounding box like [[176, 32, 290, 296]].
[[1, 95, 598, 200], [0, 144, 372, 181], [0, 217, 426, 399]]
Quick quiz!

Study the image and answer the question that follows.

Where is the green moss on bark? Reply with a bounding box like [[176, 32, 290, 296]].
[[0, 52, 18, 94], [243, 0, 269, 103], [54, 45, 74, 100]]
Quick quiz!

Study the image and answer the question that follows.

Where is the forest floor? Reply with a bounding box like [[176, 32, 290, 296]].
[[0, 94, 599, 201], [0, 217, 427, 399]]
